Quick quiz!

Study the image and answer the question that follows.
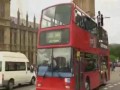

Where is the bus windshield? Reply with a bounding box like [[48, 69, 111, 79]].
[[41, 4, 72, 28], [0, 62, 2, 72], [37, 47, 72, 77]]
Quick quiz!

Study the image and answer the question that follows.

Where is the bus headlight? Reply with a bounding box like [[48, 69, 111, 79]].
[[64, 78, 71, 89], [64, 78, 71, 84], [37, 83, 42, 87], [65, 85, 70, 89]]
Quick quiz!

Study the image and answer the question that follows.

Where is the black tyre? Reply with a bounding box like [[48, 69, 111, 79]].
[[103, 78, 107, 85], [30, 77, 35, 85], [85, 80, 90, 90], [7, 81, 14, 90], [103, 73, 107, 85], [94, 86, 100, 90]]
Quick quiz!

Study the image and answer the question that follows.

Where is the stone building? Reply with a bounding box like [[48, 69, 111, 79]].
[[0, 0, 38, 64], [0, 0, 10, 51], [73, 0, 95, 17], [10, 11, 39, 64]]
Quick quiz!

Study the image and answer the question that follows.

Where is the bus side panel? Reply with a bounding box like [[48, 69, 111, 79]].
[[84, 71, 100, 89], [71, 24, 90, 50]]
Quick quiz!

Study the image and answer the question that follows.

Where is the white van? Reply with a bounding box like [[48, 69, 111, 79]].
[[0, 52, 36, 90]]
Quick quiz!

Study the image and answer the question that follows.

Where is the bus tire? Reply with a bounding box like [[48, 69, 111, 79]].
[[85, 80, 90, 90], [7, 80, 14, 90], [103, 73, 107, 85], [94, 86, 100, 90]]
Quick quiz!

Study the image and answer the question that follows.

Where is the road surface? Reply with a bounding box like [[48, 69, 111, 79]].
[[14, 85, 35, 90], [14, 67, 120, 90]]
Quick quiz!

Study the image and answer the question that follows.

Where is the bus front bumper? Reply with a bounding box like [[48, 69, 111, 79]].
[[36, 87, 73, 90]]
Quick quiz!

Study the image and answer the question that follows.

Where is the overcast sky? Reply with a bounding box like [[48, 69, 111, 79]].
[[10, 0, 120, 44]]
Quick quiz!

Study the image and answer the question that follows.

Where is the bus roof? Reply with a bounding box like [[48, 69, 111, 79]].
[[40, 2, 107, 32], [42, 3, 94, 21], [74, 3, 107, 32]]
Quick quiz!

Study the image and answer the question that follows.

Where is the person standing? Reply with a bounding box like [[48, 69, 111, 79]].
[[112, 62, 116, 71], [97, 11, 104, 27]]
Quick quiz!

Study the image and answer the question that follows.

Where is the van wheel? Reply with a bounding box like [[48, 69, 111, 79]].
[[7, 81, 14, 90], [30, 77, 35, 85], [85, 81, 90, 90]]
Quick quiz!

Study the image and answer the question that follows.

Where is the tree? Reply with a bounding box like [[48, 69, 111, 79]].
[[110, 55, 117, 62], [109, 44, 120, 62]]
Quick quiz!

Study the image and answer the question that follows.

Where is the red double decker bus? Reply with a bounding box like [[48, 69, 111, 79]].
[[36, 3, 110, 90]]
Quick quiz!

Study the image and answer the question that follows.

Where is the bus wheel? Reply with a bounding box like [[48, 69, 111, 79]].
[[103, 74, 107, 85], [7, 80, 14, 90], [94, 86, 100, 90], [85, 81, 90, 90]]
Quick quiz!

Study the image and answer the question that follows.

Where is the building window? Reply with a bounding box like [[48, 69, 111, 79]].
[[20, 30, 25, 48], [28, 52, 31, 63], [0, 29, 4, 43], [20, 30, 22, 46], [31, 52, 33, 64], [31, 32, 33, 46], [23, 31, 25, 46], [0, 1, 5, 17], [10, 30, 12, 46], [28, 32, 33, 46], [14, 30, 17, 45], [28, 52, 33, 64]]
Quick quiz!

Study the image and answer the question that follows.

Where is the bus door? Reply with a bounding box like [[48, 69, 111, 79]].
[[74, 50, 83, 90], [84, 53, 100, 89], [100, 56, 109, 83]]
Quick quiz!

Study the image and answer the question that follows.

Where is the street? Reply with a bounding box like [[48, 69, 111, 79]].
[[14, 67, 120, 90], [99, 67, 120, 90], [14, 85, 35, 90], [100, 82, 120, 90]]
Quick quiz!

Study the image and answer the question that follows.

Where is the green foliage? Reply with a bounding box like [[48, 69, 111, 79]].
[[109, 44, 120, 61], [110, 55, 116, 62]]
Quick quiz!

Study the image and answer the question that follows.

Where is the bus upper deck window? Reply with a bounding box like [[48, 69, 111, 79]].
[[41, 4, 72, 28]]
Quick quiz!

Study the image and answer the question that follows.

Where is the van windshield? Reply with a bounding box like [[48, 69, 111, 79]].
[[0, 62, 2, 72]]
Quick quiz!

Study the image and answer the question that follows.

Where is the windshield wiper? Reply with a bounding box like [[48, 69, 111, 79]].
[[57, 71, 63, 78], [56, 69, 63, 78], [43, 67, 48, 78], [37, 65, 49, 78]]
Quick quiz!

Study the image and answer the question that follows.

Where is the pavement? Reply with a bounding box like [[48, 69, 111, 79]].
[[99, 67, 120, 90], [109, 67, 120, 83], [14, 85, 35, 90]]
